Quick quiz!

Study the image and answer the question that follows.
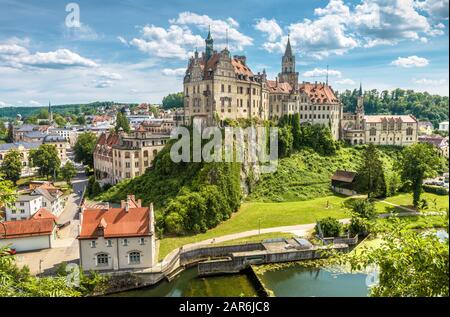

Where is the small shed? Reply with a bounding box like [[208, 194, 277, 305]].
[[331, 170, 358, 196]]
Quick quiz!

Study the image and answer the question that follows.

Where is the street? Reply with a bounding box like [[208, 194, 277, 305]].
[[14, 169, 88, 275]]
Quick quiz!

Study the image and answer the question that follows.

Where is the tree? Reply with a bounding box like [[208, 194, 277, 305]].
[[0, 149, 22, 184], [357, 144, 386, 198], [291, 113, 301, 150], [7, 123, 14, 143], [162, 92, 183, 109], [315, 217, 342, 237], [278, 126, 293, 157], [37, 108, 49, 119], [341, 216, 449, 297], [398, 143, 441, 207], [74, 132, 97, 167], [115, 112, 130, 133], [29, 144, 60, 179], [77, 116, 86, 125], [0, 177, 16, 210], [61, 161, 77, 186], [54, 114, 66, 127]]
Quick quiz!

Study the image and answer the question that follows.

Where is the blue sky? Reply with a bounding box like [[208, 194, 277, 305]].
[[0, 0, 448, 106]]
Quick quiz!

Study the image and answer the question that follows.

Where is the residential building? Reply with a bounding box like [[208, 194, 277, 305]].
[[419, 135, 449, 158], [78, 195, 156, 271], [22, 131, 46, 143], [5, 194, 43, 221], [93, 132, 121, 185], [418, 121, 434, 135], [43, 135, 69, 162], [111, 127, 170, 184], [439, 121, 449, 132], [32, 184, 65, 217], [0, 209, 58, 252], [0, 142, 40, 177]]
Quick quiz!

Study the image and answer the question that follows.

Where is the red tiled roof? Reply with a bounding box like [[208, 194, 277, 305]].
[[78, 207, 151, 239], [31, 208, 58, 221], [1, 218, 55, 239], [299, 82, 339, 104], [267, 80, 293, 93]]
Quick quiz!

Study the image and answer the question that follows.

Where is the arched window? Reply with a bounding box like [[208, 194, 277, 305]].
[[128, 251, 141, 264], [96, 253, 109, 266], [153, 149, 158, 157], [144, 150, 149, 157]]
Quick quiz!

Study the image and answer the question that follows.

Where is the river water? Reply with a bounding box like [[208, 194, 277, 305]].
[[111, 265, 369, 297]]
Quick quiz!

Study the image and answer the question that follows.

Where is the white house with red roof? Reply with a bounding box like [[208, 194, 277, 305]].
[[0, 208, 58, 252], [77, 195, 156, 271]]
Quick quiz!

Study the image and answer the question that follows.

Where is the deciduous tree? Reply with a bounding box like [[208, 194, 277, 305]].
[[0, 149, 22, 184]]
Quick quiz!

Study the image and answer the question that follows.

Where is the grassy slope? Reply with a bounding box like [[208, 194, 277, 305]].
[[248, 146, 402, 202], [374, 192, 449, 214]]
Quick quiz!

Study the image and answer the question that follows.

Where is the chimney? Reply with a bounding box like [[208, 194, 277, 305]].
[[125, 196, 130, 213], [137, 199, 142, 208], [275, 77, 278, 86]]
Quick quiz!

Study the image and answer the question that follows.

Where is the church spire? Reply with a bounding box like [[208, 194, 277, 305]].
[[359, 82, 363, 96], [284, 34, 293, 57]]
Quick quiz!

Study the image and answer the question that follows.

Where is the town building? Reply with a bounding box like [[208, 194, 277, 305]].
[[0, 210, 58, 252], [31, 184, 65, 217], [418, 121, 434, 135], [342, 86, 418, 145], [5, 194, 43, 221], [419, 135, 449, 158], [439, 121, 449, 132], [0, 142, 40, 177], [93, 132, 121, 185], [43, 135, 69, 162], [77, 195, 156, 271]]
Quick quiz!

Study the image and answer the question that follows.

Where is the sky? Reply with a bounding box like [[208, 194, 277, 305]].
[[0, 0, 448, 107]]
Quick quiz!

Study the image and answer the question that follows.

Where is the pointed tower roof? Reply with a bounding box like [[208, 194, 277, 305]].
[[284, 34, 293, 57], [359, 82, 363, 96], [206, 25, 213, 42]]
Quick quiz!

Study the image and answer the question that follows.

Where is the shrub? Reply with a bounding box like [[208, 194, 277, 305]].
[[348, 216, 371, 236], [352, 199, 376, 219], [423, 185, 449, 195], [315, 217, 342, 237]]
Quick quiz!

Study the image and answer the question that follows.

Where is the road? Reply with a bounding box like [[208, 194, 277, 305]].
[[15, 169, 88, 275]]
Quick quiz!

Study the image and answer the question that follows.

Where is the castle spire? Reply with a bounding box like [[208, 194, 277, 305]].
[[205, 26, 214, 61], [359, 82, 363, 96]]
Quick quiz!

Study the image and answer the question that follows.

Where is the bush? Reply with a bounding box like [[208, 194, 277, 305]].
[[348, 216, 371, 236], [423, 185, 449, 195], [352, 199, 376, 219], [315, 217, 342, 237]]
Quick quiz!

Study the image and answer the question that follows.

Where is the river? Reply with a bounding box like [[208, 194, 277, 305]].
[[111, 265, 369, 297]]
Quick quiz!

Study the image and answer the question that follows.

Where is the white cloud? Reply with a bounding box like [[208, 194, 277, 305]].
[[88, 71, 122, 89], [0, 101, 10, 107], [161, 68, 186, 76], [0, 39, 98, 69], [303, 68, 342, 78], [130, 24, 203, 59], [413, 77, 448, 84], [415, 0, 449, 19], [335, 78, 356, 85], [254, 18, 283, 42], [170, 12, 253, 51], [255, 0, 447, 58], [391, 56, 429, 67], [117, 36, 129, 46]]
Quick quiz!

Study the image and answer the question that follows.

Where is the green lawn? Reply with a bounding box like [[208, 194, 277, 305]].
[[158, 195, 351, 260], [374, 192, 449, 214]]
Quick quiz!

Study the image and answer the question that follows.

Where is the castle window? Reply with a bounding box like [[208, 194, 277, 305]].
[[406, 127, 413, 136], [228, 85, 231, 93], [221, 84, 224, 92], [370, 128, 376, 136]]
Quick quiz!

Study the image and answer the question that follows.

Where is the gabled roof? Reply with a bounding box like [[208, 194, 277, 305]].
[[364, 115, 417, 123], [331, 170, 357, 183], [78, 206, 151, 239], [1, 218, 55, 239], [31, 208, 58, 221], [299, 82, 339, 104], [267, 81, 292, 93]]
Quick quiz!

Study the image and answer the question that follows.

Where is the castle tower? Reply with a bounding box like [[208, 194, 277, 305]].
[[355, 83, 364, 130], [205, 26, 214, 61], [278, 35, 299, 91]]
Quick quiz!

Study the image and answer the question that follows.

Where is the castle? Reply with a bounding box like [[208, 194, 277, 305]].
[[183, 30, 418, 146]]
